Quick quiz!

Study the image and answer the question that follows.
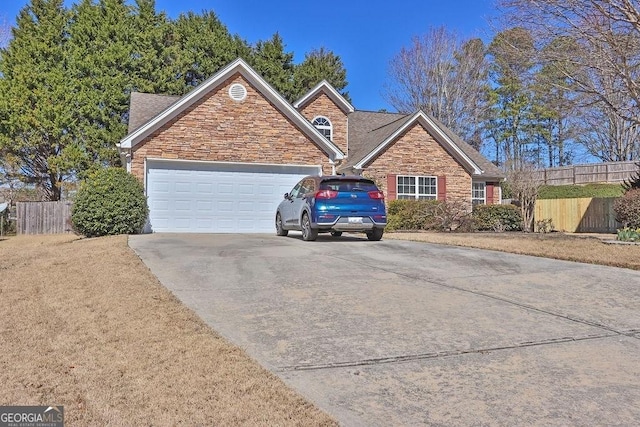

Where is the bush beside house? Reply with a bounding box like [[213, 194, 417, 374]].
[[71, 168, 148, 237], [614, 189, 640, 229], [472, 204, 522, 231], [385, 200, 521, 232]]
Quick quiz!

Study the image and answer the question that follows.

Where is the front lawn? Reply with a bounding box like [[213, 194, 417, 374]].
[[387, 231, 640, 270], [0, 235, 336, 426]]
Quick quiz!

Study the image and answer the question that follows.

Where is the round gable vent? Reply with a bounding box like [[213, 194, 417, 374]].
[[229, 83, 247, 101]]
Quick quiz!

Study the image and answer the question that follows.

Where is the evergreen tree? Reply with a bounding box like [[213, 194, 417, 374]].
[[66, 0, 136, 172], [250, 33, 295, 100], [0, 0, 74, 200], [529, 36, 579, 167], [169, 11, 250, 93], [486, 27, 538, 169], [130, 0, 174, 94], [292, 47, 350, 102]]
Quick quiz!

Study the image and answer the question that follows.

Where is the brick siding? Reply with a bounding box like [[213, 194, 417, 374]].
[[362, 123, 473, 206], [298, 92, 348, 156], [130, 73, 334, 181]]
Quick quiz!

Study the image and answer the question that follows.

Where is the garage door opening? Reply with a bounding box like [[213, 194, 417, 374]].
[[145, 160, 321, 233]]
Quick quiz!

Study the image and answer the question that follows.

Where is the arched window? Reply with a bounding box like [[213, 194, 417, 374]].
[[312, 116, 333, 140]]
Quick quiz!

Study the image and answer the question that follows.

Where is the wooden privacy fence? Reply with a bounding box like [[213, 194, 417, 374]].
[[536, 161, 637, 185], [534, 197, 620, 233], [16, 201, 73, 235]]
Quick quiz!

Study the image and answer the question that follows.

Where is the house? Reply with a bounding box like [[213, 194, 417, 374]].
[[118, 58, 504, 233]]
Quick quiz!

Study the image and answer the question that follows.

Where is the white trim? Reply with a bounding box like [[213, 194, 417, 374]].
[[293, 80, 354, 113], [354, 111, 483, 175], [228, 83, 247, 101], [396, 175, 438, 200], [144, 157, 322, 172], [119, 58, 344, 160], [312, 116, 333, 141], [471, 181, 486, 205]]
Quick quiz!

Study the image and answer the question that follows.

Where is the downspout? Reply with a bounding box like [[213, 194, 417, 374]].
[[329, 158, 336, 175]]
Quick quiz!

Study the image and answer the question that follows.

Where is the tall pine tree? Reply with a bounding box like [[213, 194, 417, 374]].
[[292, 47, 349, 102], [250, 33, 295, 101], [169, 11, 250, 93], [0, 0, 74, 200], [67, 0, 137, 171]]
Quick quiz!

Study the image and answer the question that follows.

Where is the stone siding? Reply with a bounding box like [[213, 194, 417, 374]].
[[363, 123, 472, 205], [130, 73, 333, 181], [298, 92, 348, 156]]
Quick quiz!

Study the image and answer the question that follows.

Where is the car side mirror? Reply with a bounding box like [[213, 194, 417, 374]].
[[284, 192, 290, 200]]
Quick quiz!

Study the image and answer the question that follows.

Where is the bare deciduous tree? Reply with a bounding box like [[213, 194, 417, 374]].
[[579, 106, 640, 161], [500, 0, 640, 119], [499, 0, 640, 158], [384, 26, 490, 150], [506, 162, 543, 232]]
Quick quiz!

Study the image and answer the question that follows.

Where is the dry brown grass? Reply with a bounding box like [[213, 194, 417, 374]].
[[387, 231, 640, 270], [0, 235, 336, 426]]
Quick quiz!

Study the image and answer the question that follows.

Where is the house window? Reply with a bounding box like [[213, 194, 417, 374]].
[[312, 116, 332, 140], [472, 182, 486, 205], [397, 176, 437, 200]]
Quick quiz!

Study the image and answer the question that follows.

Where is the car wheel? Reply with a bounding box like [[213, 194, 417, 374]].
[[275, 212, 288, 236], [366, 228, 384, 241], [301, 213, 318, 241], [330, 231, 343, 237]]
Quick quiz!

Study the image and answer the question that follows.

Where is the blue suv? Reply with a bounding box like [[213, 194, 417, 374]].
[[275, 175, 387, 241]]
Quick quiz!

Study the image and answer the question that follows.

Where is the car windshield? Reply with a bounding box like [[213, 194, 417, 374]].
[[319, 179, 378, 192]]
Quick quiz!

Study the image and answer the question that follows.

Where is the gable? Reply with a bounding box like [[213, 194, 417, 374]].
[[368, 123, 469, 176], [298, 92, 349, 156], [352, 111, 485, 176], [137, 74, 332, 158], [293, 80, 354, 114], [361, 123, 473, 203], [119, 58, 344, 161], [127, 74, 338, 181]]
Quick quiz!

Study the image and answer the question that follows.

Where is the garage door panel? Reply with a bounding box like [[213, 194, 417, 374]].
[[217, 183, 234, 194], [146, 161, 320, 233]]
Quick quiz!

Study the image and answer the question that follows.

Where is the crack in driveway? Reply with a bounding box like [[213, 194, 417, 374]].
[[278, 333, 617, 371], [327, 252, 633, 337], [274, 252, 640, 373]]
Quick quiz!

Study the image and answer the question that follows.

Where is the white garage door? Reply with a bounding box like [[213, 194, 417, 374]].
[[146, 160, 321, 233]]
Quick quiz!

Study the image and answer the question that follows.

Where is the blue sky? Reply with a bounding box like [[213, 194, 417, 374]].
[[1, 0, 499, 112]]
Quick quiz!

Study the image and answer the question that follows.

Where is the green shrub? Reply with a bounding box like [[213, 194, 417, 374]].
[[613, 188, 640, 228], [538, 184, 623, 200], [386, 199, 441, 231], [616, 227, 640, 242], [386, 199, 473, 232], [72, 167, 149, 237], [472, 204, 522, 232]]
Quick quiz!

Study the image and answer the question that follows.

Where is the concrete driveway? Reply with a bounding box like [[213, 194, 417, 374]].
[[129, 233, 640, 426]]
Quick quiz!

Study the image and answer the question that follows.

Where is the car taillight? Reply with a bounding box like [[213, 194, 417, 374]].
[[368, 190, 385, 200], [315, 189, 338, 199]]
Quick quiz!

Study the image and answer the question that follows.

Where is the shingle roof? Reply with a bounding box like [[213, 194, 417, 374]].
[[343, 110, 504, 180], [126, 87, 503, 180], [127, 92, 180, 134], [345, 110, 412, 169]]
